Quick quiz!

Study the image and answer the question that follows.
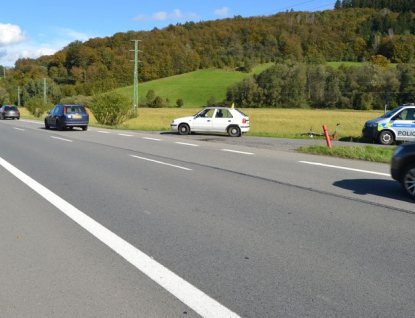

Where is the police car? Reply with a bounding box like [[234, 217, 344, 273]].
[[362, 104, 415, 145]]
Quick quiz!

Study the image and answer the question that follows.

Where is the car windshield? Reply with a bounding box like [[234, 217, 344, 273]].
[[380, 106, 404, 118]]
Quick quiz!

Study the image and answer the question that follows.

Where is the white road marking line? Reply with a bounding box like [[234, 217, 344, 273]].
[[13, 127, 25, 131], [0, 157, 239, 318], [97, 131, 111, 134], [175, 142, 199, 147], [51, 136, 73, 143], [221, 149, 254, 155], [130, 155, 192, 171], [119, 133, 133, 137], [299, 161, 391, 177], [142, 137, 162, 141]]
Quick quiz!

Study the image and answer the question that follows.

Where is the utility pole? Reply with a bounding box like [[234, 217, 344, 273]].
[[17, 86, 20, 106], [130, 40, 142, 114], [43, 78, 47, 105]]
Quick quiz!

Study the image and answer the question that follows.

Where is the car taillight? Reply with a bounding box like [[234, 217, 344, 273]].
[[63, 107, 67, 114], [242, 118, 247, 124]]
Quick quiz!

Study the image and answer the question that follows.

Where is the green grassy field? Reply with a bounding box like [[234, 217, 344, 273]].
[[117, 63, 274, 108]]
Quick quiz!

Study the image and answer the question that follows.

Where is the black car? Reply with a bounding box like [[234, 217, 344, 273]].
[[391, 142, 415, 200], [0, 105, 20, 120], [45, 104, 89, 131]]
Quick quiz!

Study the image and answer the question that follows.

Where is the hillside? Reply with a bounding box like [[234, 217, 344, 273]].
[[1, 6, 415, 108], [117, 64, 273, 108]]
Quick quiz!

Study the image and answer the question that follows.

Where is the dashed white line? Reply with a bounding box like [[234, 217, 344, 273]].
[[0, 157, 239, 318], [119, 133, 133, 137], [13, 127, 25, 131], [97, 131, 111, 134], [221, 149, 254, 155], [51, 136, 73, 142], [130, 155, 192, 171], [142, 137, 162, 141], [299, 161, 391, 177], [175, 142, 199, 147]]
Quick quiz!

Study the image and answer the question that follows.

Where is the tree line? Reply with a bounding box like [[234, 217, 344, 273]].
[[226, 60, 415, 110], [336, 0, 414, 12]]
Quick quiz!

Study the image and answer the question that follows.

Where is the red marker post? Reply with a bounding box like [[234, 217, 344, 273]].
[[323, 125, 332, 148]]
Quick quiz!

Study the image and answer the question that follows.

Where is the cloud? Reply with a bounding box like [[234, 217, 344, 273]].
[[134, 9, 200, 22], [213, 7, 230, 16], [0, 23, 26, 46], [0, 26, 95, 67]]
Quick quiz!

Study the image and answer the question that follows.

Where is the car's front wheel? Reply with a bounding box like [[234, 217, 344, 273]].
[[378, 130, 394, 145], [178, 124, 190, 135], [44, 120, 50, 129], [402, 163, 415, 200], [228, 126, 241, 137]]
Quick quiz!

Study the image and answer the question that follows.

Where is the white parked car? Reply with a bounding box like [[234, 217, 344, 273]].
[[170, 107, 250, 137]]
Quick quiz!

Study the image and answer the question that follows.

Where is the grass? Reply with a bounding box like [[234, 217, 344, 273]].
[[117, 63, 274, 108], [20, 107, 383, 139], [298, 145, 396, 163]]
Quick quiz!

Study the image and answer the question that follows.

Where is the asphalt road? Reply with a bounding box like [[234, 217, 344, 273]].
[[0, 119, 414, 318]]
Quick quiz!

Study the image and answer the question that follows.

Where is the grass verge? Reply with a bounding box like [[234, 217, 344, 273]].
[[298, 145, 396, 163]]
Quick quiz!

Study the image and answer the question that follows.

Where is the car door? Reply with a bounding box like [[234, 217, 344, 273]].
[[212, 109, 233, 132], [192, 108, 215, 131], [46, 106, 56, 126], [392, 108, 415, 141]]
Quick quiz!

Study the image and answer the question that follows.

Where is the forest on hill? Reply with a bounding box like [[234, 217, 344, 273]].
[[0, 3, 415, 110]]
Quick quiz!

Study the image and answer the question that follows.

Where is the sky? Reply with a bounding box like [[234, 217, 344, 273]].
[[0, 0, 335, 67]]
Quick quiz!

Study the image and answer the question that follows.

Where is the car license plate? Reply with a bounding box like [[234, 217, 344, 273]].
[[73, 115, 82, 119]]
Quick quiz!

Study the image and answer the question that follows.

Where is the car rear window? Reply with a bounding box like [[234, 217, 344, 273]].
[[235, 109, 248, 117], [65, 106, 86, 114], [5, 106, 18, 111]]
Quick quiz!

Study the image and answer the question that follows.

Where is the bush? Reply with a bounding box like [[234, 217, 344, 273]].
[[60, 95, 92, 106], [25, 96, 53, 118], [176, 98, 184, 107], [89, 92, 137, 125]]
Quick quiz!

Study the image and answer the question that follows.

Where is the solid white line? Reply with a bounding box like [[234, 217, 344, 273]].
[[175, 142, 199, 147], [0, 157, 239, 318], [298, 161, 391, 177], [119, 133, 133, 137], [221, 149, 254, 155], [142, 137, 161, 141], [13, 127, 25, 131], [51, 136, 73, 143], [97, 131, 111, 134], [130, 155, 192, 171]]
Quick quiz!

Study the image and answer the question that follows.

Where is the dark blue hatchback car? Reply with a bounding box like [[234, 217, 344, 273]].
[[45, 104, 89, 131]]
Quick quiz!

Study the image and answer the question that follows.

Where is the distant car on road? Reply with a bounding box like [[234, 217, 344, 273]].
[[0, 105, 20, 120], [45, 104, 89, 131], [170, 106, 250, 137], [362, 104, 415, 145], [391, 141, 415, 200]]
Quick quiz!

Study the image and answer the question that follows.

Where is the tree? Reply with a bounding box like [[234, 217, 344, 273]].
[[176, 98, 184, 107]]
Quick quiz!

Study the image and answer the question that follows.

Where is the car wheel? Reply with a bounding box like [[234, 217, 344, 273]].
[[44, 120, 50, 129], [82, 126, 88, 131], [228, 126, 241, 137], [378, 130, 394, 145], [402, 163, 415, 200], [178, 124, 190, 135]]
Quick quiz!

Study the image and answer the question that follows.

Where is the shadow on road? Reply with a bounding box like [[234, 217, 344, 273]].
[[333, 179, 413, 203]]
